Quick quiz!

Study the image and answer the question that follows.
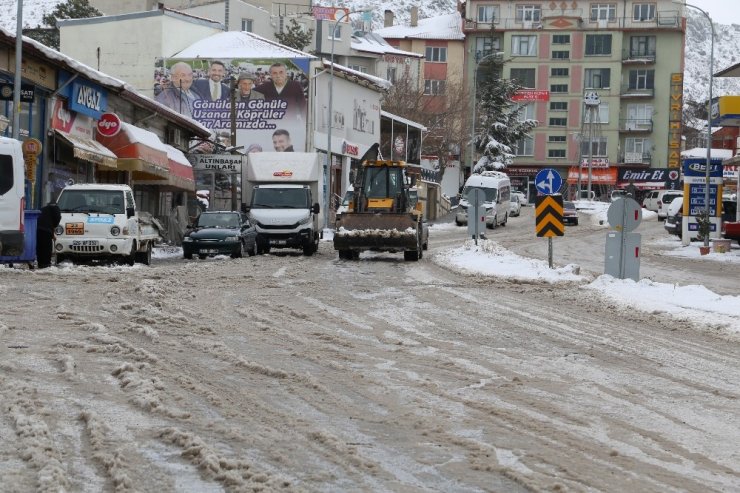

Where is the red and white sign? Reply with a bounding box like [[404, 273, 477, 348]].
[[97, 112, 122, 137], [580, 158, 610, 168], [341, 140, 359, 157], [312, 6, 350, 22], [273, 170, 294, 177], [512, 90, 550, 102], [51, 99, 94, 138]]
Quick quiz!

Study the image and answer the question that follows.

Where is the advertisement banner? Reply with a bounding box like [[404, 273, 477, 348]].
[[154, 57, 310, 155]]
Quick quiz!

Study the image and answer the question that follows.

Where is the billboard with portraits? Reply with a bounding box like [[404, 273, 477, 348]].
[[154, 57, 310, 154]]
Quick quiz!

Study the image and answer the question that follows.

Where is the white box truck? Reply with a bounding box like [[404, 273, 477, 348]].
[[0, 137, 26, 256], [54, 184, 161, 265], [243, 152, 323, 256]]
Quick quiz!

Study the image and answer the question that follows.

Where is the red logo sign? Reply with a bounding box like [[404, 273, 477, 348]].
[[273, 170, 294, 177], [342, 141, 359, 157], [97, 112, 122, 137], [511, 90, 550, 102]]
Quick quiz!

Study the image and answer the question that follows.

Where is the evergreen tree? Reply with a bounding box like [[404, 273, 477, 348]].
[[472, 71, 538, 173], [274, 19, 314, 52], [25, 0, 102, 50]]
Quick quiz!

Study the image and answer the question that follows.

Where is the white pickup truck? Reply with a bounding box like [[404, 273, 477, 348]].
[[54, 184, 160, 265]]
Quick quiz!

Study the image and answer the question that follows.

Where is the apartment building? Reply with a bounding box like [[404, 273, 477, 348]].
[[461, 0, 685, 199]]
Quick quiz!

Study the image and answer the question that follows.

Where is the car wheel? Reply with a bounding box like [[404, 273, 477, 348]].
[[198, 254, 207, 260], [183, 250, 193, 259], [574, 219, 579, 226], [502, 213, 508, 226], [247, 240, 257, 257], [232, 240, 246, 258]]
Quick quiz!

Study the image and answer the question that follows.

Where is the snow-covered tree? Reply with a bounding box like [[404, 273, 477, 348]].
[[25, 0, 101, 50], [472, 72, 538, 173], [275, 19, 314, 52]]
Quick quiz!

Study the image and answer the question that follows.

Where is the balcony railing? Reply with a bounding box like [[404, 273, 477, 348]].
[[620, 85, 655, 98], [462, 9, 681, 31], [619, 119, 653, 132], [619, 152, 652, 165], [622, 50, 656, 64]]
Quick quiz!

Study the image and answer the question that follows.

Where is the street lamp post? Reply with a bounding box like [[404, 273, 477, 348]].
[[469, 52, 501, 176], [679, 1, 714, 247], [326, 10, 370, 228], [12, 0, 23, 140]]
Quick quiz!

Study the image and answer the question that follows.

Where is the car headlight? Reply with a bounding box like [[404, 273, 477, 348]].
[[225, 236, 239, 242], [110, 226, 121, 236], [183, 236, 193, 242], [298, 215, 312, 225], [54, 225, 64, 236]]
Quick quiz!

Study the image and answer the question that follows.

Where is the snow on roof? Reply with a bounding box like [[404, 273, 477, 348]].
[[681, 148, 734, 159], [122, 122, 168, 152], [381, 110, 426, 131], [0, 26, 211, 137], [173, 31, 316, 59], [351, 33, 423, 58], [321, 60, 391, 91], [372, 12, 464, 41], [164, 144, 192, 166]]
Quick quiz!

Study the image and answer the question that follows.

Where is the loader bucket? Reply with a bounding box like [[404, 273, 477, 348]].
[[334, 213, 419, 251]]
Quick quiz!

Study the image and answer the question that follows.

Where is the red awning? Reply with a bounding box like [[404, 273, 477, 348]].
[[97, 122, 169, 179]]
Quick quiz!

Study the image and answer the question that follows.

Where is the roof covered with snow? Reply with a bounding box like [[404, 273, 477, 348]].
[[0, 27, 211, 137], [173, 31, 316, 59], [681, 148, 734, 159], [351, 33, 423, 58], [320, 60, 392, 92], [372, 12, 464, 41]]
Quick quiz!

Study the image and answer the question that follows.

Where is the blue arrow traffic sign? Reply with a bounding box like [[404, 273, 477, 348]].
[[535, 168, 563, 195]]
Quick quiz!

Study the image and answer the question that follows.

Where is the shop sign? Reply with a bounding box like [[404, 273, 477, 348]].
[[51, 99, 95, 138], [580, 158, 610, 168], [191, 154, 243, 172], [312, 6, 350, 21], [341, 140, 359, 157], [0, 81, 35, 102], [97, 112, 122, 137], [724, 165, 739, 179], [70, 80, 108, 119], [619, 168, 669, 182], [668, 73, 683, 168], [512, 90, 550, 102]]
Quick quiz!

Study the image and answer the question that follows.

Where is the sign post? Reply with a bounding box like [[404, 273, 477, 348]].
[[466, 188, 485, 245], [534, 168, 564, 268]]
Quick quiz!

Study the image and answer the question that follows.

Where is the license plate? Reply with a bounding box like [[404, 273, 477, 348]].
[[66, 223, 85, 235], [270, 239, 286, 245], [72, 240, 99, 246], [200, 249, 218, 254]]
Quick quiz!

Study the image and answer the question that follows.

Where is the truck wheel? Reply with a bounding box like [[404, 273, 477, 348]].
[[55, 254, 66, 265], [126, 244, 136, 266], [404, 250, 419, 261], [136, 242, 152, 265]]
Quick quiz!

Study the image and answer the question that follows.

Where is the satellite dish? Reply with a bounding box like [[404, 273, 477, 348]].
[[66, 179, 75, 186]]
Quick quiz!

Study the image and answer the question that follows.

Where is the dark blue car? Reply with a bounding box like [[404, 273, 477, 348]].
[[183, 211, 258, 259]]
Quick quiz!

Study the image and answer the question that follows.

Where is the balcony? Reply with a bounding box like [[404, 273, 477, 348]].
[[619, 152, 652, 165], [619, 119, 653, 132], [620, 85, 654, 98], [622, 50, 656, 64], [462, 9, 681, 31]]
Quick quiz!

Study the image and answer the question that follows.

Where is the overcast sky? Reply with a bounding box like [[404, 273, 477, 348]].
[[690, 0, 740, 26]]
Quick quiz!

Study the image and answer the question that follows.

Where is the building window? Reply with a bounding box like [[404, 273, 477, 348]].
[[548, 135, 567, 142], [512, 35, 537, 56], [514, 136, 534, 156], [549, 117, 567, 126], [585, 34, 612, 55], [387, 67, 397, 83], [633, 3, 656, 21], [510, 68, 535, 88], [581, 136, 608, 157], [626, 103, 654, 121], [425, 47, 447, 62], [348, 65, 368, 74], [329, 24, 342, 39], [424, 79, 446, 95], [629, 36, 656, 57], [629, 69, 655, 89], [477, 5, 499, 23], [516, 5, 541, 22], [475, 36, 501, 61], [550, 84, 568, 93], [552, 51, 570, 59], [590, 3, 616, 21], [625, 137, 651, 154], [517, 102, 536, 121], [551, 67, 569, 77], [550, 101, 568, 111], [548, 149, 566, 158], [584, 68, 611, 89], [584, 102, 609, 123], [552, 34, 570, 44], [241, 18, 253, 32]]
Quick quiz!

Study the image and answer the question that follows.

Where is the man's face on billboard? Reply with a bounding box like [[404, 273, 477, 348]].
[[238, 79, 254, 93], [272, 133, 291, 151], [209, 63, 225, 82], [269, 65, 287, 87], [171, 66, 193, 90]]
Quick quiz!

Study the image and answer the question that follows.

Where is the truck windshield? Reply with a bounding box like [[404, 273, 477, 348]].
[[462, 186, 497, 202], [252, 188, 310, 209], [57, 190, 125, 214], [365, 167, 403, 199]]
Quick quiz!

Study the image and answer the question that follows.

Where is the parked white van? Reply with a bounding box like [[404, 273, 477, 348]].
[[455, 171, 511, 229], [0, 137, 26, 256]]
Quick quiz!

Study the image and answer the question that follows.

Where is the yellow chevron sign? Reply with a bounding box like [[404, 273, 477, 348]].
[[535, 195, 564, 237]]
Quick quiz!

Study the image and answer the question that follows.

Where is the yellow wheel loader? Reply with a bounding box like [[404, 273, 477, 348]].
[[334, 159, 423, 261]]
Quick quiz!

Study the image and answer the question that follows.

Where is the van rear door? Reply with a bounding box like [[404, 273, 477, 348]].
[[0, 137, 25, 256]]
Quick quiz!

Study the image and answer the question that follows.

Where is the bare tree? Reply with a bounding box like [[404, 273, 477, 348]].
[[381, 76, 470, 178]]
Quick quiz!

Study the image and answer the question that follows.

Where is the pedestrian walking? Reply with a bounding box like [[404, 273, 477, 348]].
[[36, 202, 61, 268]]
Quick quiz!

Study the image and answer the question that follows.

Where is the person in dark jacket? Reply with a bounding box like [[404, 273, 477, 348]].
[[36, 202, 61, 268]]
